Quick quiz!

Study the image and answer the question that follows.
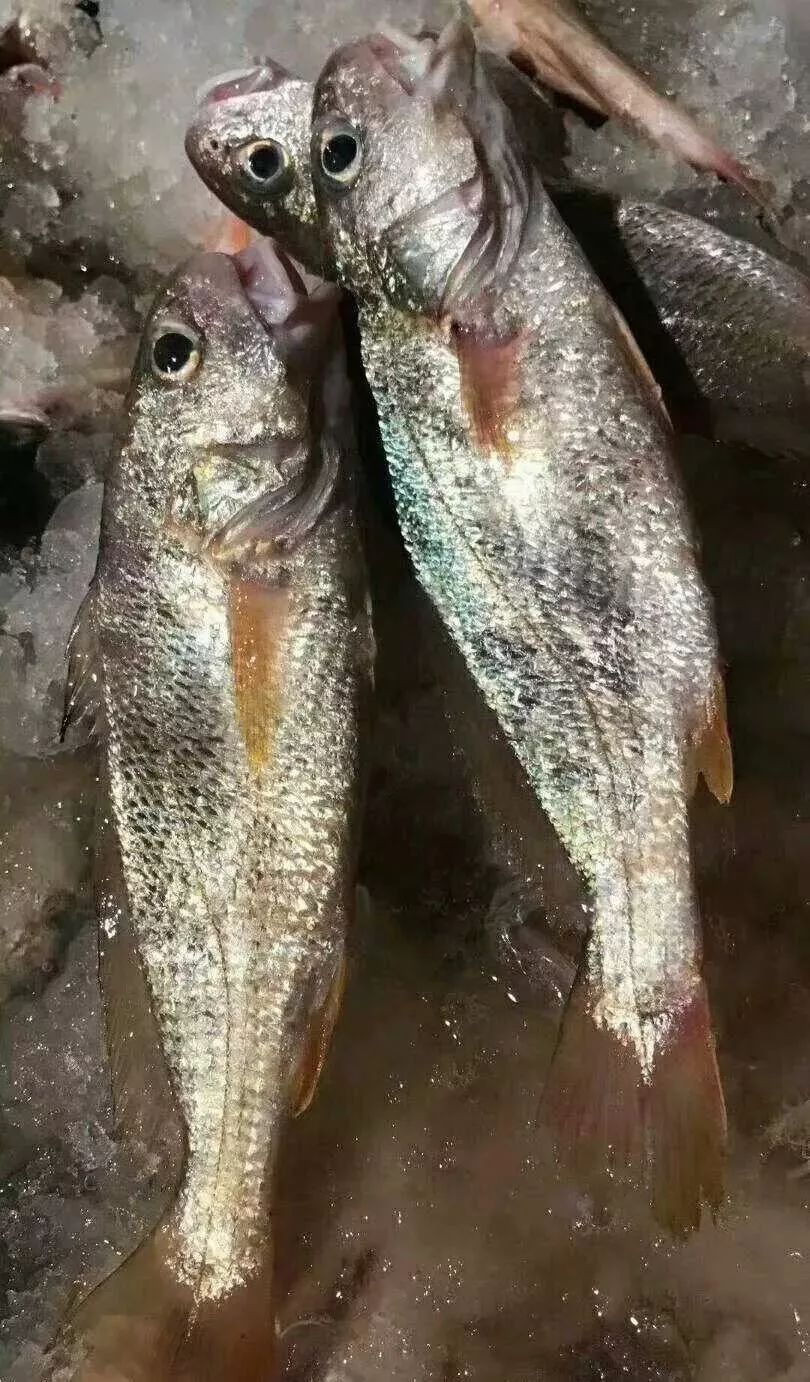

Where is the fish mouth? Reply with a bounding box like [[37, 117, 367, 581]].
[[234, 239, 307, 326], [195, 62, 292, 108], [234, 239, 340, 352], [354, 22, 469, 94]]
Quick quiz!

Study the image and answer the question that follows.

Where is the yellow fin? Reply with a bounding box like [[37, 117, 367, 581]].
[[228, 576, 290, 774], [95, 794, 183, 1169], [292, 952, 347, 1117], [689, 676, 734, 804]]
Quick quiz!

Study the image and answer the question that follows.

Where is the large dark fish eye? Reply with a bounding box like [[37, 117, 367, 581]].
[[318, 122, 362, 188], [150, 324, 203, 383], [237, 138, 291, 192]]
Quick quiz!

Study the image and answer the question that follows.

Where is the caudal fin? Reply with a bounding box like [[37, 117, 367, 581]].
[[65, 1224, 278, 1381], [540, 976, 644, 1189], [648, 988, 726, 1235], [541, 976, 726, 1235]]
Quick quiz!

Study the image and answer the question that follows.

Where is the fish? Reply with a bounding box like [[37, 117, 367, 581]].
[[297, 21, 731, 1234], [189, 62, 328, 274], [554, 192, 810, 455], [185, 57, 806, 455], [61, 239, 373, 1380], [465, 0, 771, 205]]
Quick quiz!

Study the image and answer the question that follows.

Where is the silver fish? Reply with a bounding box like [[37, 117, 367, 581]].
[[185, 57, 808, 455], [63, 240, 372, 1380], [582, 197, 810, 455], [297, 23, 731, 1234]]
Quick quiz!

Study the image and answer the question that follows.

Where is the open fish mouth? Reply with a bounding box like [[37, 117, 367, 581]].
[[195, 63, 289, 107]]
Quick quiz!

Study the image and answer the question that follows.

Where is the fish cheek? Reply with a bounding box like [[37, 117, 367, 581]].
[[228, 574, 292, 774]]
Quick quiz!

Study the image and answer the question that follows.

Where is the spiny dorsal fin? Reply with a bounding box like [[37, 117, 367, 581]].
[[61, 579, 102, 742], [689, 675, 734, 805], [228, 576, 291, 774], [452, 323, 525, 462]]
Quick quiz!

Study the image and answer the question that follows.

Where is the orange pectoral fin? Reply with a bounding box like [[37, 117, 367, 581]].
[[688, 676, 734, 805], [452, 323, 525, 463], [228, 576, 291, 774], [292, 952, 347, 1117]]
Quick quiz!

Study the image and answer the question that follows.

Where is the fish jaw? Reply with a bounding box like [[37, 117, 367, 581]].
[[185, 64, 325, 273]]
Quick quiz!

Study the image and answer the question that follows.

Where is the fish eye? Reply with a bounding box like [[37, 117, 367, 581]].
[[318, 122, 362, 187], [237, 138, 291, 191], [150, 325, 203, 383]]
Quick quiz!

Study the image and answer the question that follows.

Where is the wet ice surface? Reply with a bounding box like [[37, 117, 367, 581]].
[[2, 0, 810, 1378]]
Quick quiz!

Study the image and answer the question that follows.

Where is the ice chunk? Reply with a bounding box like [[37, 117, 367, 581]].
[[0, 748, 95, 1003], [0, 483, 102, 756], [566, 0, 809, 255]]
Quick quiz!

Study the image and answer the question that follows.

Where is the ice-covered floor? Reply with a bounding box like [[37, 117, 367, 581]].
[[2, 1, 810, 1379]]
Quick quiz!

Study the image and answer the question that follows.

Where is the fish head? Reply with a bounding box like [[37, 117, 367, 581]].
[[310, 23, 527, 317], [185, 63, 325, 274], [130, 241, 341, 555]]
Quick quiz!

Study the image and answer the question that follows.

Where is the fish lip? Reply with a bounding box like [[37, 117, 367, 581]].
[[195, 62, 292, 108]]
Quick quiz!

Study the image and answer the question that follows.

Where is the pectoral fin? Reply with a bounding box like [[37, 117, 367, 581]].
[[453, 324, 525, 462], [228, 576, 291, 774], [292, 951, 347, 1117]]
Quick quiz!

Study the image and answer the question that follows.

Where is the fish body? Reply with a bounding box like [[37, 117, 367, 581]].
[[186, 56, 810, 456], [302, 25, 729, 1232], [599, 198, 810, 453], [65, 244, 371, 1379]]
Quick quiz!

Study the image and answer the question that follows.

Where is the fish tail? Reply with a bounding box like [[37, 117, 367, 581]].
[[541, 974, 726, 1235], [66, 1223, 278, 1381], [540, 974, 645, 1189], [647, 981, 727, 1237]]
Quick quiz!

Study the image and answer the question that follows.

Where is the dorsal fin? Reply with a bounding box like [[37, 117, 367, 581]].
[[61, 579, 103, 743], [94, 796, 183, 1167]]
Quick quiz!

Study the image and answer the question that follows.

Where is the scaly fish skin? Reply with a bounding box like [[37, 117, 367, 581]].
[[186, 54, 810, 456], [70, 244, 371, 1379], [187, 63, 325, 273], [307, 24, 728, 1232], [612, 199, 810, 450]]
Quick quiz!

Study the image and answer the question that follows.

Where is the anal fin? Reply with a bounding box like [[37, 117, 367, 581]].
[[689, 676, 734, 804]]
